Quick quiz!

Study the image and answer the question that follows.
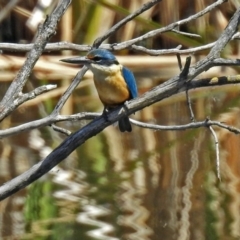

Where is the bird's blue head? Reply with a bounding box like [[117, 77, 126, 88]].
[[60, 49, 119, 66], [87, 49, 119, 66]]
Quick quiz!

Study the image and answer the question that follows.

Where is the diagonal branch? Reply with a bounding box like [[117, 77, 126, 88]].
[[0, 0, 72, 121], [52, 66, 88, 114], [93, 0, 162, 48], [111, 0, 228, 50]]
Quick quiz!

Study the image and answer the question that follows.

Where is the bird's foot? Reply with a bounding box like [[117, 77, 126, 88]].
[[119, 101, 129, 115], [102, 107, 110, 121]]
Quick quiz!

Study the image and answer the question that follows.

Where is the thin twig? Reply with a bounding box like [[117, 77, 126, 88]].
[[176, 51, 183, 71], [179, 56, 195, 121], [186, 89, 195, 122], [51, 124, 72, 136], [15, 84, 57, 106], [130, 118, 240, 134], [172, 29, 201, 38], [0, 112, 100, 139], [52, 66, 88, 114], [208, 126, 221, 180]]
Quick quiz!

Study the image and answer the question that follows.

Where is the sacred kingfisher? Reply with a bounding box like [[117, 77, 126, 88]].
[[61, 49, 138, 132]]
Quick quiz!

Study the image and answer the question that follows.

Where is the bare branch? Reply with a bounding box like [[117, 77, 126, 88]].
[[0, 112, 100, 139], [209, 126, 221, 180], [1, 31, 238, 56], [0, 0, 72, 121], [209, 10, 240, 57], [51, 124, 71, 136], [187, 7, 240, 81], [171, 29, 201, 38], [12, 84, 57, 109], [93, 0, 162, 48], [52, 66, 88, 114], [1, 30, 239, 55], [110, 0, 228, 50], [176, 51, 183, 70], [185, 90, 195, 122], [131, 43, 213, 55], [0, 42, 91, 52], [130, 119, 240, 134]]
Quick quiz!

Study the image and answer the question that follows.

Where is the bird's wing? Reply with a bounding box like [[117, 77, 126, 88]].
[[122, 67, 138, 99]]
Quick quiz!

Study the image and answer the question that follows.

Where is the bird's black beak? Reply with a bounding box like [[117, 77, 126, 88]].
[[60, 56, 91, 65]]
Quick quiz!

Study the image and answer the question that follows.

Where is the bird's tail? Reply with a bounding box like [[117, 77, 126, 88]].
[[118, 116, 132, 132]]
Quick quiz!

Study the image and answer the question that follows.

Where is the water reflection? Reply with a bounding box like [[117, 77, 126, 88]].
[[77, 205, 118, 240], [1, 76, 240, 239]]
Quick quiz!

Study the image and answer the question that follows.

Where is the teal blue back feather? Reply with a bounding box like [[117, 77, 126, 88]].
[[122, 67, 138, 99]]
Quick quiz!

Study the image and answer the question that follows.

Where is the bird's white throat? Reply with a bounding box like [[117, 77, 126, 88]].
[[89, 63, 122, 75]]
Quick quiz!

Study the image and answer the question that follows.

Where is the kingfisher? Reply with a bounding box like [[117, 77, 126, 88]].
[[60, 49, 138, 132]]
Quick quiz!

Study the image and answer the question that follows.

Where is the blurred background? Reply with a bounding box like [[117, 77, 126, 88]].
[[0, 0, 240, 239]]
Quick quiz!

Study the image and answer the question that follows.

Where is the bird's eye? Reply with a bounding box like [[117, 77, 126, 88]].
[[92, 56, 101, 61]]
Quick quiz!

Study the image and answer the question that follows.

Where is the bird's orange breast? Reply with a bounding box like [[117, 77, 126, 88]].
[[93, 71, 130, 107]]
